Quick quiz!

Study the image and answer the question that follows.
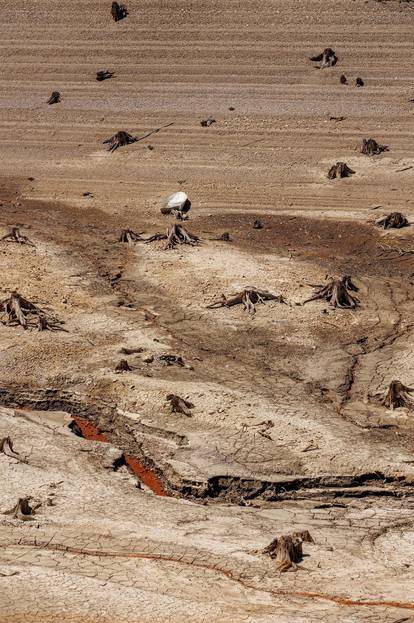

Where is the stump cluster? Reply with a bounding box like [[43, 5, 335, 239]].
[[207, 287, 285, 314], [166, 394, 194, 416], [0, 292, 63, 330], [376, 212, 409, 229], [309, 48, 337, 68], [111, 2, 128, 21], [262, 530, 314, 572], [303, 276, 359, 309], [361, 138, 388, 156], [383, 380, 414, 409], [104, 131, 137, 152], [328, 162, 355, 179]]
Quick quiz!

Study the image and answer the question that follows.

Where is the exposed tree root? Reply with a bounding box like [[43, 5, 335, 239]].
[[0, 227, 35, 246], [145, 233, 168, 243], [262, 530, 314, 572], [309, 48, 337, 68], [119, 229, 144, 243], [4, 497, 36, 521], [96, 70, 114, 81], [303, 276, 359, 309], [0, 291, 63, 330], [115, 359, 132, 373], [104, 131, 137, 152], [383, 380, 414, 410], [328, 162, 355, 179], [111, 1, 128, 21], [165, 224, 200, 249], [47, 91, 61, 105], [166, 394, 194, 416], [361, 138, 388, 156], [210, 232, 232, 242], [376, 212, 409, 229], [207, 287, 285, 314], [200, 117, 216, 127]]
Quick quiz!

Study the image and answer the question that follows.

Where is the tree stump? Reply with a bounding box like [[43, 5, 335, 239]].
[[115, 359, 132, 373], [165, 224, 200, 249], [166, 394, 194, 416], [111, 1, 128, 21], [47, 91, 61, 105], [0, 227, 35, 246], [253, 219, 263, 229], [96, 70, 114, 81], [340, 74, 347, 84], [207, 287, 285, 314], [383, 380, 414, 409], [4, 497, 36, 521], [376, 212, 409, 229], [303, 276, 359, 309], [328, 162, 355, 179], [356, 77, 364, 87], [309, 48, 337, 68], [0, 291, 63, 330], [361, 138, 388, 156], [262, 530, 314, 572], [104, 131, 137, 152]]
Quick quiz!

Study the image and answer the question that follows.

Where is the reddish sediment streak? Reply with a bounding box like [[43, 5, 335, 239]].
[[73, 417, 167, 496]]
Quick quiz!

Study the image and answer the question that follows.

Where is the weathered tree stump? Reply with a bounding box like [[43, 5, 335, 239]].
[[376, 212, 408, 229], [166, 394, 194, 416], [119, 229, 144, 243], [0, 291, 63, 330], [328, 162, 355, 179], [200, 117, 216, 127], [104, 131, 137, 152], [111, 1, 128, 21], [4, 497, 36, 521], [0, 227, 35, 246], [303, 276, 359, 309], [383, 380, 414, 409], [356, 77, 364, 87], [47, 91, 61, 105], [253, 219, 263, 229], [262, 530, 314, 572], [115, 359, 132, 372], [207, 287, 285, 314], [96, 70, 114, 81], [165, 224, 200, 249], [361, 138, 388, 156], [309, 48, 337, 68]]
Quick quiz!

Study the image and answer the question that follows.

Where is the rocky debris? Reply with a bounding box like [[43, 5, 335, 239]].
[[361, 138, 388, 156], [111, 1, 128, 21], [0, 292, 64, 330], [0, 227, 35, 246], [200, 117, 216, 127], [119, 229, 144, 243], [328, 162, 355, 179], [207, 287, 285, 314], [160, 192, 192, 217], [303, 276, 359, 309], [309, 48, 337, 68], [96, 70, 114, 81], [383, 380, 414, 409], [115, 359, 132, 373], [376, 212, 409, 229], [261, 530, 314, 572], [166, 394, 194, 416], [104, 131, 137, 152], [47, 91, 61, 105], [4, 497, 37, 521]]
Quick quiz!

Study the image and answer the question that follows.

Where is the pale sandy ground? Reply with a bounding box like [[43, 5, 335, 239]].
[[1, 0, 414, 621]]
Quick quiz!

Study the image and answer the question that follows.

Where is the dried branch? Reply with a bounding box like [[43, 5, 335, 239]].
[[47, 91, 61, 105], [111, 1, 128, 21], [103, 131, 137, 152], [0, 227, 35, 246], [361, 138, 388, 156], [303, 276, 359, 309], [207, 287, 285, 314], [376, 212, 409, 229], [309, 48, 337, 68], [165, 224, 200, 249], [96, 70, 114, 81], [383, 380, 414, 409], [166, 394, 194, 416], [4, 497, 36, 521], [0, 291, 64, 330], [262, 530, 314, 572], [328, 162, 355, 179]]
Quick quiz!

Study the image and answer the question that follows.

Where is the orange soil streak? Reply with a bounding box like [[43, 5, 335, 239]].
[[13, 541, 414, 612], [72, 417, 166, 496]]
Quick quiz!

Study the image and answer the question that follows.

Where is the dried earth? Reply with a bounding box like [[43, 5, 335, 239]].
[[1, 0, 414, 621]]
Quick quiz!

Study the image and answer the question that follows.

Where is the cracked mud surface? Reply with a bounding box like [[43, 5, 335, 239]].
[[1, 0, 414, 621]]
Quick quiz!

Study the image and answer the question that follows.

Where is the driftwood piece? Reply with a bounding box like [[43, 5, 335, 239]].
[[303, 276, 359, 309], [361, 138, 388, 156], [119, 229, 144, 243], [356, 77, 364, 87], [262, 530, 314, 572], [115, 359, 132, 372], [328, 162, 355, 179], [166, 394, 194, 416], [4, 497, 36, 521], [96, 70, 114, 81], [309, 48, 337, 68], [201, 117, 216, 127], [207, 287, 285, 314], [0, 291, 64, 330], [165, 224, 200, 249], [104, 131, 137, 152], [383, 380, 414, 409], [111, 1, 128, 21], [47, 91, 61, 105], [0, 227, 35, 246], [376, 212, 409, 229]]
